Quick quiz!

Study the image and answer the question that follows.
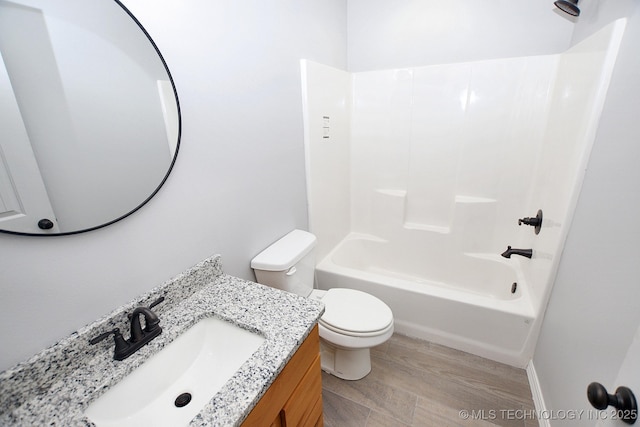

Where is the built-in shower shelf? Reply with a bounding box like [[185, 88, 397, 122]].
[[375, 188, 407, 197], [455, 195, 497, 204], [372, 189, 501, 237], [403, 222, 450, 234]]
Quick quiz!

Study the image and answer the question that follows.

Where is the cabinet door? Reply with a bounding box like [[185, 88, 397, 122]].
[[242, 326, 321, 427], [269, 412, 284, 427], [281, 355, 323, 426]]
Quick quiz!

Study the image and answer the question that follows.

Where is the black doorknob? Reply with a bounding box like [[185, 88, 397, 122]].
[[37, 219, 54, 230], [587, 382, 637, 424]]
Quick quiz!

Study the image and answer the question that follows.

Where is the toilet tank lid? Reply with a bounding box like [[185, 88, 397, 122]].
[[251, 229, 317, 271]]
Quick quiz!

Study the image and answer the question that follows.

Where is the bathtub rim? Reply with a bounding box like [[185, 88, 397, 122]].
[[317, 233, 536, 319]]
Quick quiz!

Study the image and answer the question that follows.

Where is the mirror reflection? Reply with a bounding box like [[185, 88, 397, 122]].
[[0, 0, 180, 235]]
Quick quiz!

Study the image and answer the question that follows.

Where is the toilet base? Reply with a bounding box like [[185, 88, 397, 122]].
[[319, 339, 371, 380]]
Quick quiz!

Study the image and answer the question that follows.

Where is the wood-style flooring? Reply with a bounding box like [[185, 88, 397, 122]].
[[322, 333, 537, 427]]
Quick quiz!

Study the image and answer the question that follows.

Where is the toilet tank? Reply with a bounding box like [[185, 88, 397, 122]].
[[250, 229, 317, 297]]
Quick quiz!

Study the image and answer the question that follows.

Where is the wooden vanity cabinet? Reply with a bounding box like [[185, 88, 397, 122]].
[[241, 325, 323, 427]]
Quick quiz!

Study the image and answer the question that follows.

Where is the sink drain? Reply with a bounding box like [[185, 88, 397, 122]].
[[174, 392, 192, 408]]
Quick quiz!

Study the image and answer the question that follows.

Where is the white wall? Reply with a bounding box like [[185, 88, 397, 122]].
[[347, 0, 575, 72], [0, 0, 347, 371], [532, 1, 640, 425]]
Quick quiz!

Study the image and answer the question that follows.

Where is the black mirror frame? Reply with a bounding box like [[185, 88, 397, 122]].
[[0, 0, 181, 237]]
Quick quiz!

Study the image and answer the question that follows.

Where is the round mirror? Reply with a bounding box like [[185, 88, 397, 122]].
[[0, 0, 180, 236]]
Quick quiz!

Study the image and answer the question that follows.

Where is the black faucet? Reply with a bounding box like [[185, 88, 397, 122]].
[[518, 209, 543, 235], [90, 296, 164, 360], [129, 306, 161, 344], [501, 246, 533, 259]]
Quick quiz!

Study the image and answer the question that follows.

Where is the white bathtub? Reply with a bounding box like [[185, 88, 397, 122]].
[[315, 233, 536, 367]]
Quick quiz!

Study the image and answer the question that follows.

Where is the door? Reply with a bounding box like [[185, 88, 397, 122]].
[[0, 50, 59, 234], [594, 320, 640, 426]]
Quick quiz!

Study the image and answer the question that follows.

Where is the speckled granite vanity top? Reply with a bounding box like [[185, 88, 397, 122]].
[[0, 255, 324, 426]]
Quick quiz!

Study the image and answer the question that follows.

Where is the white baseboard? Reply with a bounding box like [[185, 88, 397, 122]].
[[527, 360, 551, 427]]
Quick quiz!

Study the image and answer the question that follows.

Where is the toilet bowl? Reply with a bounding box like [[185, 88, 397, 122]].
[[310, 288, 393, 380], [251, 229, 394, 380]]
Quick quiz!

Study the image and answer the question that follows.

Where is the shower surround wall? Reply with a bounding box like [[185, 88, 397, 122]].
[[302, 20, 625, 367], [350, 57, 553, 256]]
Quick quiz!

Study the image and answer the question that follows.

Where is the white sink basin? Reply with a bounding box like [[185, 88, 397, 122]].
[[85, 317, 265, 427]]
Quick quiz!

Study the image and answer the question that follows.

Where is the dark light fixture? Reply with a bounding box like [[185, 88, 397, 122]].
[[554, 0, 580, 16]]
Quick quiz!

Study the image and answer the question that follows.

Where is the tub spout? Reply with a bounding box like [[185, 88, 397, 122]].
[[501, 246, 533, 259]]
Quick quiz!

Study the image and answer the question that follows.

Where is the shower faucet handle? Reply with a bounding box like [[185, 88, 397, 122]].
[[518, 209, 543, 235]]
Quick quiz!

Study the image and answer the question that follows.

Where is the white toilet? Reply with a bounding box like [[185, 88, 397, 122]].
[[251, 229, 394, 380]]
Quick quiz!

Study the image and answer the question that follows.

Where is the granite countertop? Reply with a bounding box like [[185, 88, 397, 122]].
[[0, 255, 324, 426]]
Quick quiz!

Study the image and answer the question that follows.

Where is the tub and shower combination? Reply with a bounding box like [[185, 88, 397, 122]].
[[301, 20, 625, 367], [316, 233, 535, 366]]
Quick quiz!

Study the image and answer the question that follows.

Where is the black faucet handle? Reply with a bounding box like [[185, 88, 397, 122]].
[[89, 328, 130, 359], [127, 296, 165, 320], [144, 297, 164, 333], [149, 296, 165, 310], [518, 217, 540, 226], [518, 209, 543, 234], [89, 329, 118, 345]]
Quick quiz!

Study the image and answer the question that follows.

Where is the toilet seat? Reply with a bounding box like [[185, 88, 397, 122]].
[[319, 288, 393, 337]]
